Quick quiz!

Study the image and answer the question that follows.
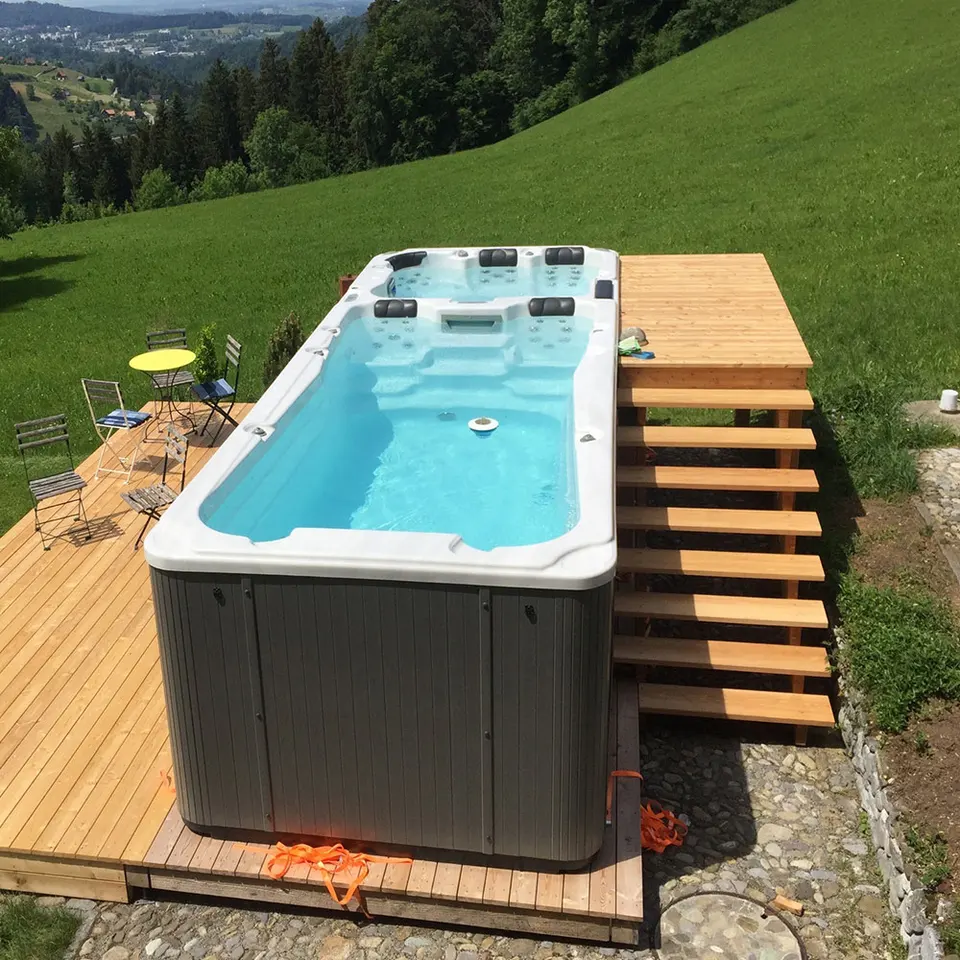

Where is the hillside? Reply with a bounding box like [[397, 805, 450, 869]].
[[1, 0, 959, 531], [1, 62, 123, 137]]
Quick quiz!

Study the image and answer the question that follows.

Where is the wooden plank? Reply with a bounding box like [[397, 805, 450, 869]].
[[457, 864, 487, 904], [616, 506, 821, 537], [380, 860, 412, 895], [430, 862, 461, 902], [613, 591, 828, 629], [614, 680, 643, 922], [481, 867, 513, 907], [508, 871, 539, 910], [637, 683, 835, 726], [145, 870, 623, 943], [0, 867, 129, 901], [618, 366, 807, 389], [404, 860, 437, 898], [588, 686, 618, 920], [613, 636, 831, 677], [617, 548, 824, 581], [189, 836, 224, 874], [618, 254, 812, 370], [534, 871, 564, 913], [143, 806, 185, 868], [617, 387, 814, 410], [561, 870, 591, 917], [618, 426, 815, 450], [616, 466, 819, 493], [0, 853, 124, 882]]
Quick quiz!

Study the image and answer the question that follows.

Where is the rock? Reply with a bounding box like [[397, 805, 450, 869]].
[[36, 896, 67, 908], [820, 880, 840, 899], [145, 941, 164, 958], [791, 879, 814, 901], [842, 839, 868, 856], [756, 824, 792, 845], [359, 940, 383, 950], [66, 898, 98, 913], [81, 940, 97, 957], [504, 941, 536, 958], [864, 919, 884, 939], [921, 926, 945, 960], [321, 935, 356, 960], [403, 939, 433, 951], [102, 949, 133, 960], [858, 895, 885, 919], [901, 890, 927, 935]]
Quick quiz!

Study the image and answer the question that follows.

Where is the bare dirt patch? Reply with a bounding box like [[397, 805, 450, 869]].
[[849, 497, 960, 899], [885, 703, 960, 898], [849, 497, 960, 607]]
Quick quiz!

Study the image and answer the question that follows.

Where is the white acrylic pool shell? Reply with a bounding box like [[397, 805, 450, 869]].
[[145, 246, 620, 590]]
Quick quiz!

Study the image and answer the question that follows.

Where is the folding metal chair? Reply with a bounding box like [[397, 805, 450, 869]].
[[81, 378, 152, 482], [14, 415, 91, 550], [145, 328, 196, 391], [191, 334, 242, 444], [120, 425, 189, 550]]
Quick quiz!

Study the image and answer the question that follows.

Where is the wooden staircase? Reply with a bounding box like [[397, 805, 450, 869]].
[[615, 385, 834, 741]]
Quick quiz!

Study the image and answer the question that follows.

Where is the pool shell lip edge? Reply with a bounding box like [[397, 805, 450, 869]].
[[144, 246, 620, 591]]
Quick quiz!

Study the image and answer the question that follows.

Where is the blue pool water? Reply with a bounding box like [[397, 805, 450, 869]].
[[200, 315, 591, 549], [389, 262, 592, 300]]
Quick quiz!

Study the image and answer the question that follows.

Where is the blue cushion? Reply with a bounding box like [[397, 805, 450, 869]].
[[97, 409, 151, 428], [192, 378, 235, 402]]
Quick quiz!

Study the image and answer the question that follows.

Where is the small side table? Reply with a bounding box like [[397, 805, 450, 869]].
[[130, 348, 197, 437]]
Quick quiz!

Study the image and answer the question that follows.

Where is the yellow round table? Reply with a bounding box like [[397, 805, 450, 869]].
[[129, 348, 196, 373], [130, 348, 197, 437]]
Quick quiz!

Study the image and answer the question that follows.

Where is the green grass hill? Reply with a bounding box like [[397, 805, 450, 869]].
[[1, 63, 117, 138], [2, 0, 959, 531]]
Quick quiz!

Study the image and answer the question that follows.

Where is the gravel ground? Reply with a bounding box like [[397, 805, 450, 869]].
[[918, 448, 960, 545], [45, 722, 900, 960]]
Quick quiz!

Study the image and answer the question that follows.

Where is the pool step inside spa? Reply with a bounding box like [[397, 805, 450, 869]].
[[612, 302, 833, 742]]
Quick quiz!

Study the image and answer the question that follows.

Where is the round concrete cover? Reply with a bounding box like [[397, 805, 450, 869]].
[[655, 891, 805, 960]]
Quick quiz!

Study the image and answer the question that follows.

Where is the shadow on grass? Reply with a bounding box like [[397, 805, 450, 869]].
[[806, 401, 865, 589], [0, 253, 84, 313], [0, 274, 73, 312], [0, 253, 84, 278]]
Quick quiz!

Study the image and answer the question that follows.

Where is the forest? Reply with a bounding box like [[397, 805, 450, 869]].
[[0, 0, 793, 234]]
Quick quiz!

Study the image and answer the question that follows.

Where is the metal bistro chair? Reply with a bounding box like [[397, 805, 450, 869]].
[[14, 415, 91, 550], [121, 424, 189, 550], [190, 335, 242, 444], [81, 378, 152, 482], [145, 328, 196, 392]]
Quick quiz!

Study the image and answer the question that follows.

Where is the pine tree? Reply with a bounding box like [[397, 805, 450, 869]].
[[257, 37, 289, 112], [164, 92, 199, 188], [233, 66, 258, 143], [197, 59, 241, 169], [38, 126, 75, 220], [289, 20, 339, 129]]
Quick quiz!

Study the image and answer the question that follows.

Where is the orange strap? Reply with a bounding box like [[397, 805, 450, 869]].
[[606, 770, 687, 854], [263, 842, 413, 915]]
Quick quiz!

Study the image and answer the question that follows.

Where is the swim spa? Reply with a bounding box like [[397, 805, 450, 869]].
[[146, 246, 620, 868]]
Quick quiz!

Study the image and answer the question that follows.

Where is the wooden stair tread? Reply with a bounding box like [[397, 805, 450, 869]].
[[614, 636, 830, 677], [617, 388, 814, 410], [616, 466, 819, 493], [618, 426, 815, 450], [617, 506, 821, 537], [614, 592, 828, 629], [618, 548, 824, 581], [637, 682, 835, 727]]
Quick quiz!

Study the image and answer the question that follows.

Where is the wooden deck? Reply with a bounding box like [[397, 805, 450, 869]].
[[0, 251, 830, 934], [0, 405, 643, 942]]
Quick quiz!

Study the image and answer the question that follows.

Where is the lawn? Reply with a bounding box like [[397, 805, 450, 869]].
[[1, 0, 959, 532], [2, 63, 125, 138], [0, 896, 79, 960]]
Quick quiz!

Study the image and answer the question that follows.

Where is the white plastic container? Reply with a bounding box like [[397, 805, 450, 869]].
[[940, 389, 958, 413]]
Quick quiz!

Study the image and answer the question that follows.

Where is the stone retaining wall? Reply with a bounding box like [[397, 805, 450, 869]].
[[835, 631, 945, 960]]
